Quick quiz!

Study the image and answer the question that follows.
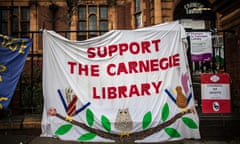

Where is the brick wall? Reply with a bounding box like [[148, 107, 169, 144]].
[[225, 29, 240, 111]]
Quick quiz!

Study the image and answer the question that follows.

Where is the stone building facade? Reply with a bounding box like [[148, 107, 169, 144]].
[[1, 0, 240, 138], [212, 0, 240, 112], [0, 0, 240, 138]]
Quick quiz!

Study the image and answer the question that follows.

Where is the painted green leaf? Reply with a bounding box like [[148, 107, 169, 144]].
[[86, 109, 94, 127], [101, 115, 111, 132], [55, 124, 72, 135], [142, 111, 152, 129], [77, 132, 96, 141], [182, 117, 198, 129], [164, 127, 181, 138], [161, 103, 169, 122]]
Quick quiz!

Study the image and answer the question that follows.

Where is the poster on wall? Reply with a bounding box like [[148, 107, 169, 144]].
[[201, 73, 231, 113], [189, 32, 212, 62], [213, 35, 224, 71], [41, 21, 200, 143]]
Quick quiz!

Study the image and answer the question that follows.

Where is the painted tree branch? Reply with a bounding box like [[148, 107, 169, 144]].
[[54, 109, 192, 143]]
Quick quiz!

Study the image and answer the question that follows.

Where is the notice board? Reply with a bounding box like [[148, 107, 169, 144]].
[[201, 73, 231, 113]]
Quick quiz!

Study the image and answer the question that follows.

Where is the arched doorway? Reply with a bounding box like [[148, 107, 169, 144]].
[[174, 0, 215, 30]]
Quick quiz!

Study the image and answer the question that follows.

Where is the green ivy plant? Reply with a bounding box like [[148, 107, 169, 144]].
[[21, 66, 43, 113]]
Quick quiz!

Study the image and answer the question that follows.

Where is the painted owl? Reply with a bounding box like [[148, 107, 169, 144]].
[[114, 108, 133, 136]]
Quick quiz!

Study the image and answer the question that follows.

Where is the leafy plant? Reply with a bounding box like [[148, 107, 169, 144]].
[[21, 66, 43, 113]]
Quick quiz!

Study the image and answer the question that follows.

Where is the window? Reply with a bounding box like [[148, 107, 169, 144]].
[[99, 6, 108, 35], [21, 7, 30, 35], [150, 0, 155, 25], [134, 0, 142, 28], [0, 8, 8, 35], [88, 14, 97, 36], [135, 0, 141, 12], [0, 7, 29, 37], [77, 5, 108, 40]]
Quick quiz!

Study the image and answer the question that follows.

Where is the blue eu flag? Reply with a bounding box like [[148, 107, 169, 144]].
[[0, 34, 32, 110]]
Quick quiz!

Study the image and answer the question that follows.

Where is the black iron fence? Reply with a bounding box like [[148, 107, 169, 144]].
[[14, 31, 43, 114]]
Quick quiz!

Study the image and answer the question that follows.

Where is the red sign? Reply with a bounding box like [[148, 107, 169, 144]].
[[201, 73, 231, 113]]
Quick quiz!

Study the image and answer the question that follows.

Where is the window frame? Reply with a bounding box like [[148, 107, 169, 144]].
[[0, 6, 30, 37], [134, 0, 142, 28], [77, 5, 108, 40], [0, 8, 9, 35]]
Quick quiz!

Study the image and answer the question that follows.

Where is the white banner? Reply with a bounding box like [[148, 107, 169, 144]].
[[41, 21, 200, 143]]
